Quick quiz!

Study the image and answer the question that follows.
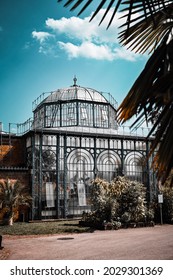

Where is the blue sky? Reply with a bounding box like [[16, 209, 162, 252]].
[[0, 0, 148, 131]]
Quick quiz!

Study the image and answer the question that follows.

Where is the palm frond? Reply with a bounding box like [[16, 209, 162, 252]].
[[152, 109, 173, 183], [90, 0, 120, 27], [118, 39, 168, 122], [57, 0, 171, 30], [119, 3, 173, 53], [118, 37, 173, 183], [0, 180, 32, 209]]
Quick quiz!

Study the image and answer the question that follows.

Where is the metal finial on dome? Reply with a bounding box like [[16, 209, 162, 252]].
[[73, 75, 77, 86]]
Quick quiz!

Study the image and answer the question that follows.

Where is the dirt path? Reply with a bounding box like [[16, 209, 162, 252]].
[[1, 225, 173, 260]]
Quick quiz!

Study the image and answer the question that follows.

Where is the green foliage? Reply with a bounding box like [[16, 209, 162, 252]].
[[0, 179, 32, 224], [118, 181, 147, 223], [162, 189, 173, 223], [82, 176, 152, 228], [146, 180, 173, 225]]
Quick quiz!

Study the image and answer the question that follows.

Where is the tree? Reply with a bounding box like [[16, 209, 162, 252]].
[[0, 179, 32, 225], [58, 0, 173, 184]]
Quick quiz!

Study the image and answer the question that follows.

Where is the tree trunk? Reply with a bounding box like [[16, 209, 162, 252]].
[[8, 207, 13, 226], [8, 216, 13, 226]]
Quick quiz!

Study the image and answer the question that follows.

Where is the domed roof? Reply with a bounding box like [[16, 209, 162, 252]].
[[42, 77, 108, 104], [32, 77, 118, 131]]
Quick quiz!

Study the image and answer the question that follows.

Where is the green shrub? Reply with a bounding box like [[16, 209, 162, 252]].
[[81, 176, 153, 229]]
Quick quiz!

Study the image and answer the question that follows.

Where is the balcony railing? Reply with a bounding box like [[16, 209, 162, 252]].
[[6, 118, 152, 138]]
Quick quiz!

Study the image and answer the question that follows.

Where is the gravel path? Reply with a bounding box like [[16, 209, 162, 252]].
[[1, 224, 173, 260]]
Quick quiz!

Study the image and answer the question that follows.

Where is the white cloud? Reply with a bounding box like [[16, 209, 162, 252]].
[[32, 31, 57, 56], [58, 41, 115, 60], [32, 9, 143, 61], [45, 14, 118, 44], [58, 41, 138, 61], [45, 8, 124, 45], [32, 31, 53, 43], [113, 48, 138, 62]]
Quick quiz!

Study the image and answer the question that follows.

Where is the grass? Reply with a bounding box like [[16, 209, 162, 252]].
[[0, 220, 92, 236]]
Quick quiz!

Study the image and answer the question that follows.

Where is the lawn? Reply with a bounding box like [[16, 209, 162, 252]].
[[0, 220, 92, 235]]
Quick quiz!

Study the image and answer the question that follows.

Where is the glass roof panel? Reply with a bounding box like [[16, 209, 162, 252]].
[[43, 86, 108, 104]]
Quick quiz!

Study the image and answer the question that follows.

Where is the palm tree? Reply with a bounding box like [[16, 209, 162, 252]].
[[0, 179, 32, 225], [58, 0, 173, 184]]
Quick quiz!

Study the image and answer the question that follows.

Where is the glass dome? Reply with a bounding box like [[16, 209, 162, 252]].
[[40, 78, 108, 105], [33, 77, 117, 130]]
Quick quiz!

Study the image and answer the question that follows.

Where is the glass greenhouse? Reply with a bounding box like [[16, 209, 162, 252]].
[[21, 78, 156, 220]]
